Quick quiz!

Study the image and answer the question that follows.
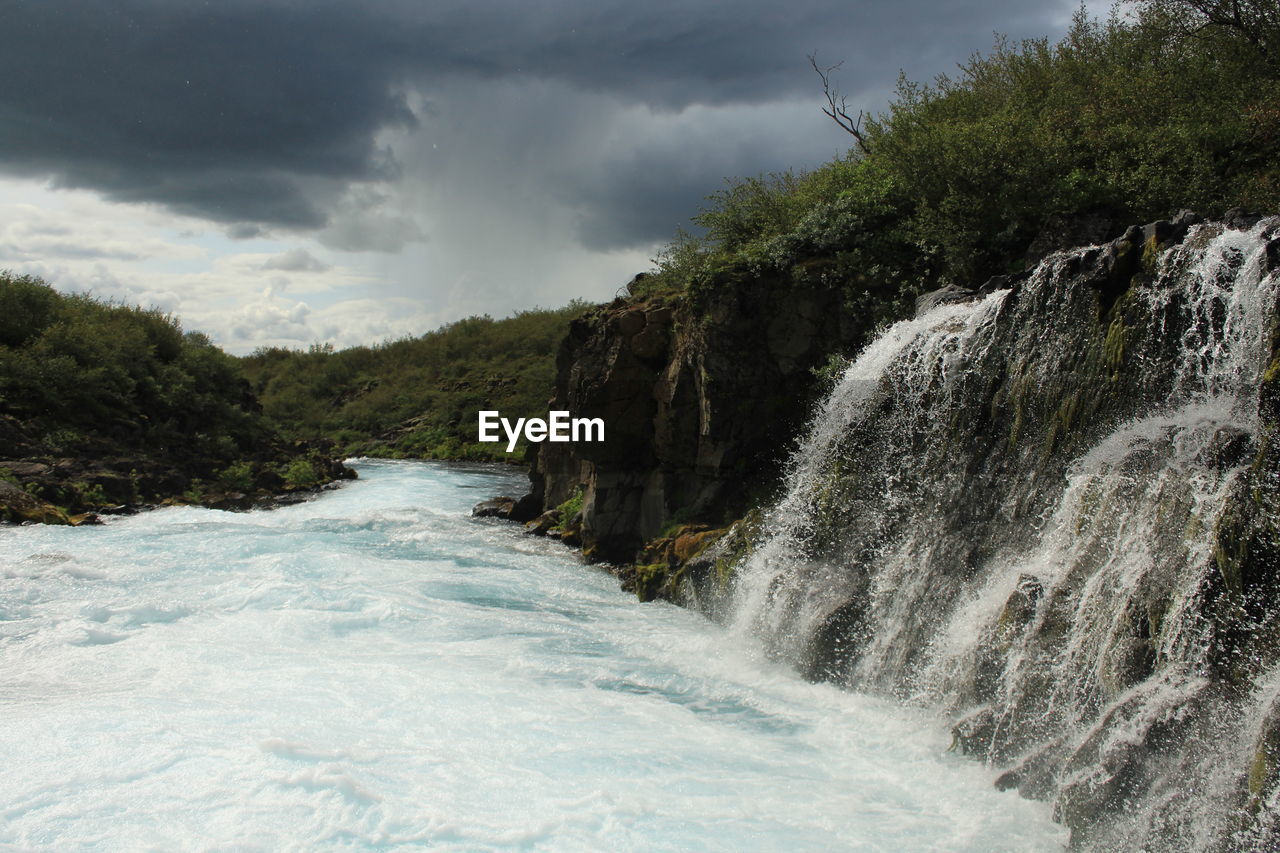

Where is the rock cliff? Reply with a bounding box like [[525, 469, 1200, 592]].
[[526, 271, 883, 563], [511, 213, 1280, 850]]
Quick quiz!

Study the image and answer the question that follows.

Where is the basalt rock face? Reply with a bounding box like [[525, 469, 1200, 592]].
[[529, 214, 1280, 849], [527, 274, 873, 563]]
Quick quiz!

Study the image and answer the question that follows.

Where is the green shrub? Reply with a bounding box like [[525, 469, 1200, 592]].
[[645, 5, 1280, 302], [0, 273, 269, 465], [69, 481, 109, 507], [217, 461, 256, 492], [183, 480, 206, 503], [555, 487, 584, 521], [282, 459, 321, 490]]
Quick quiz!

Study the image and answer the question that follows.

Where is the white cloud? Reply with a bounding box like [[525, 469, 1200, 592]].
[[261, 248, 330, 273]]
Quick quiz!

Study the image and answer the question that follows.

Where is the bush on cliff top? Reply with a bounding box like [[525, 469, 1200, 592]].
[[637, 4, 1280, 302]]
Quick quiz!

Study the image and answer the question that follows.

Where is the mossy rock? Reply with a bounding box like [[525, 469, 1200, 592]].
[[0, 480, 88, 525]]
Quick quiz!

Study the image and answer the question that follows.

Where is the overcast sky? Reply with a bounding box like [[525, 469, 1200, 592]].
[[0, 0, 1096, 354]]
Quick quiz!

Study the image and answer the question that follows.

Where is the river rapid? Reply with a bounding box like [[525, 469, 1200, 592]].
[[0, 459, 1064, 851]]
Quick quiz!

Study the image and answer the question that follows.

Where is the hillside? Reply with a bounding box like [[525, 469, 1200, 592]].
[[0, 274, 352, 523], [238, 303, 589, 462]]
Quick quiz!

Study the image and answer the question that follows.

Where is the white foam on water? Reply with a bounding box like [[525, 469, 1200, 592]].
[[0, 459, 1065, 851]]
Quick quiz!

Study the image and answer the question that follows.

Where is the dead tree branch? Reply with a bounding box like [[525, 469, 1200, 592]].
[[809, 53, 871, 155]]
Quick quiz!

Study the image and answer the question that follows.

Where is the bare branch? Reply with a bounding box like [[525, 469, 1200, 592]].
[[1132, 0, 1280, 61], [809, 53, 871, 155]]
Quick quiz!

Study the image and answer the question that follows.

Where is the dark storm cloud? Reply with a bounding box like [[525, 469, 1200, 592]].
[[0, 0, 1075, 240]]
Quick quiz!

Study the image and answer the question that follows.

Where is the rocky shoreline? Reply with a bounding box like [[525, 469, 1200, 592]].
[[0, 441, 356, 526]]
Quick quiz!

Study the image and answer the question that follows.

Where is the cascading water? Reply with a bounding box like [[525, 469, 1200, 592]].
[[720, 220, 1280, 850]]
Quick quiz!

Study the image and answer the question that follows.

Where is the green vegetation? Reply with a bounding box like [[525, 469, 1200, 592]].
[[0, 272, 267, 459], [238, 303, 589, 461], [282, 458, 322, 489], [553, 487, 584, 522], [635, 4, 1279, 307], [0, 273, 349, 518]]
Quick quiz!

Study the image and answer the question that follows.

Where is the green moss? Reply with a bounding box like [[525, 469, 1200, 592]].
[[1184, 510, 1204, 541], [632, 563, 673, 603], [1103, 315, 1127, 380], [553, 487, 584, 521], [1264, 357, 1280, 384], [708, 509, 765, 590], [1250, 745, 1273, 798], [1214, 542, 1245, 598], [713, 556, 735, 588], [1043, 391, 1082, 458], [550, 487, 585, 536], [1142, 234, 1163, 274], [1008, 387, 1027, 450]]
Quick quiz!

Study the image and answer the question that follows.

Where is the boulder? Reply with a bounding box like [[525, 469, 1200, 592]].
[[1225, 208, 1265, 230], [472, 496, 517, 519], [915, 285, 978, 317], [0, 480, 92, 526], [510, 492, 543, 522], [524, 510, 561, 536]]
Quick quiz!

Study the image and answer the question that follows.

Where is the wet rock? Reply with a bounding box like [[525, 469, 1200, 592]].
[[524, 509, 561, 536], [1171, 209, 1203, 229], [0, 480, 77, 525], [202, 491, 256, 511], [1224, 208, 1265, 230], [915, 285, 978, 317], [472, 496, 517, 518], [509, 492, 543, 523], [558, 511, 584, 547], [1240, 700, 1280, 845], [528, 270, 877, 563], [1142, 219, 1182, 249], [950, 706, 997, 757], [976, 270, 1030, 294], [1008, 574, 1043, 620], [673, 527, 726, 563], [0, 461, 51, 480], [1054, 674, 1217, 844], [995, 740, 1064, 801], [1264, 237, 1280, 274], [973, 574, 1043, 703], [1024, 209, 1124, 266], [1193, 424, 1253, 470]]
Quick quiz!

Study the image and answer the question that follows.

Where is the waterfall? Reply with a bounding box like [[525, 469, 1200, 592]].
[[721, 220, 1280, 849]]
